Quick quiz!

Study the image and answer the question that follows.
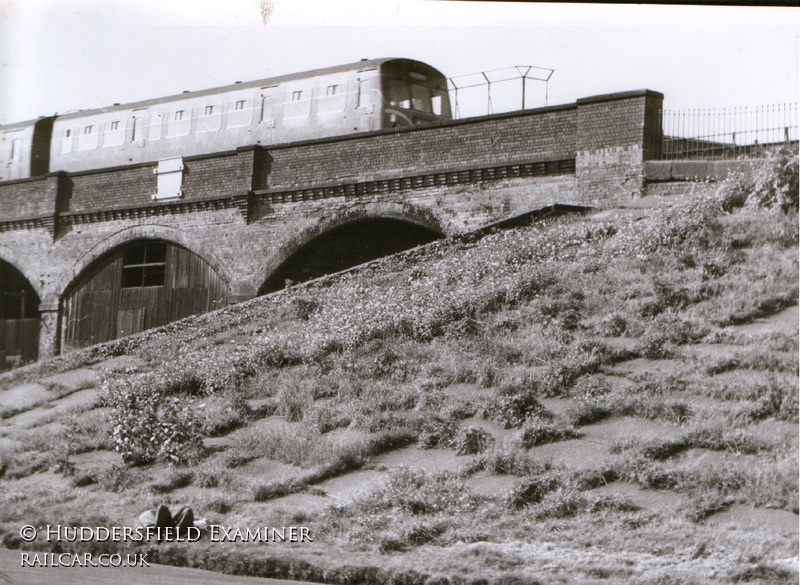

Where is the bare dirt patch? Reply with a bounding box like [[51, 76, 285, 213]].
[[707, 505, 799, 534]]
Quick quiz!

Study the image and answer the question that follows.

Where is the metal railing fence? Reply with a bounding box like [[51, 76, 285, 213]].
[[653, 103, 798, 160]]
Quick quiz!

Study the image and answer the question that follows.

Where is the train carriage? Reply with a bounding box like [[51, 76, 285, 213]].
[[1, 58, 452, 180]]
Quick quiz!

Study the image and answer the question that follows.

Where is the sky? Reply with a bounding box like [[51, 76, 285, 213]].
[[0, 0, 798, 125]]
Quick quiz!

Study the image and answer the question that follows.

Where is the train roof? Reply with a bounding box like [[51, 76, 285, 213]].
[[52, 58, 446, 122]]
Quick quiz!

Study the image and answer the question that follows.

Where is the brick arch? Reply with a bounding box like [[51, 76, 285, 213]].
[[0, 250, 45, 301], [56, 224, 234, 298], [256, 201, 450, 294]]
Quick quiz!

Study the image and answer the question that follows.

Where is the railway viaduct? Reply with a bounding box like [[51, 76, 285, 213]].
[[0, 88, 663, 368]]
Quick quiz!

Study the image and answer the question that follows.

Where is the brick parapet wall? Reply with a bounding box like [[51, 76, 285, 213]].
[[62, 149, 256, 214], [262, 105, 578, 190], [0, 175, 59, 221], [575, 90, 664, 205]]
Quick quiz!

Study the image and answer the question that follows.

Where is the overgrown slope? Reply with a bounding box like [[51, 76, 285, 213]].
[[1, 149, 798, 585]]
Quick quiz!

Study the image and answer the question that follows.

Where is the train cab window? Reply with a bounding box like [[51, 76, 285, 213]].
[[121, 242, 167, 288], [228, 99, 253, 128], [387, 79, 411, 109], [410, 85, 432, 113], [432, 89, 450, 117]]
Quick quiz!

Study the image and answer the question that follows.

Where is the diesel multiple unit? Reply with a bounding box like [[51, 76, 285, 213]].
[[0, 58, 452, 181]]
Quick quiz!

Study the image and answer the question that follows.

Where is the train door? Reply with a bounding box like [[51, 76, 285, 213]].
[[3, 131, 25, 180], [260, 87, 278, 125], [132, 109, 147, 146]]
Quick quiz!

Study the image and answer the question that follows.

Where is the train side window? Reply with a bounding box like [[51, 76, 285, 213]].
[[77, 124, 99, 151], [104, 119, 126, 147], [284, 89, 310, 119], [228, 99, 253, 128], [167, 109, 191, 137], [318, 84, 346, 114], [121, 242, 167, 288], [197, 103, 222, 133], [61, 128, 73, 154]]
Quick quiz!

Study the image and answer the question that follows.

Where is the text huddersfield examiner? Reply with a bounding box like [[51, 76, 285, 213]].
[[208, 526, 313, 543]]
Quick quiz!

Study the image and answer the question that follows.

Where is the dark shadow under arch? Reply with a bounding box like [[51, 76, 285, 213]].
[[260, 218, 442, 294], [1, 259, 41, 370]]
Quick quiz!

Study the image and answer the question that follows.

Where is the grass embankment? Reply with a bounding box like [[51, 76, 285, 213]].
[[0, 149, 798, 584]]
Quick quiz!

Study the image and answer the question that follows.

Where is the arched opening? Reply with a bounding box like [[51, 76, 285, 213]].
[[260, 218, 442, 294], [62, 240, 229, 350], [0, 260, 41, 370]]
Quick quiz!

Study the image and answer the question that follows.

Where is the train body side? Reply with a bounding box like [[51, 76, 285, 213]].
[[42, 58, 450, 176]]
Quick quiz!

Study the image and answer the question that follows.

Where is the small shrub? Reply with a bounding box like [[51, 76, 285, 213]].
[[402, 521, 447, 546], [473, 449, 550, 477], [535, 488, 587, 519], [288, 296, 320, 321], [565, 397, 613, 426], [746, 147, 799, 212], [306, 405, 351, 434], [639, 438, 689, 461], [597, 314, 628, 337], [575, 468, 618, 490], [253, 478, 306, 502], [101, 373, 203, 466], [504, 475, 560, 509], [199, 392, 249, 436], [72, 473, 96, 488], [150, 470, 194, 494], [204, 496, 233, 514], [360, 467, 481, 515], [97, 464, 136, 492], [276, 381, 314, 422], [516, 417, 581, 448], [418, 415, 458, 449], [453, 427, 494, 455], [487, 384, 547, 429], [195, 463, 228, 488]]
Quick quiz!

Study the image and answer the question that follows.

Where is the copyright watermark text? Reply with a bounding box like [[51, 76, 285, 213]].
[[20, 552, 149, 568]]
